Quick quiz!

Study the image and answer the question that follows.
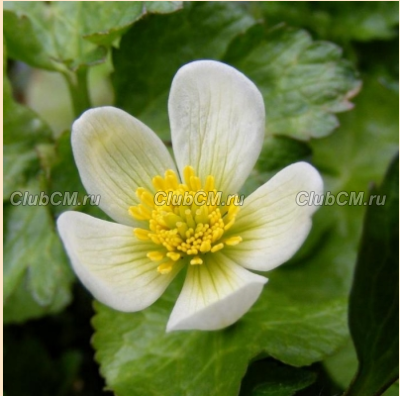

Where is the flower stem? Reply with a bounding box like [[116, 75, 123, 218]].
[[65, 68, 91, 118]]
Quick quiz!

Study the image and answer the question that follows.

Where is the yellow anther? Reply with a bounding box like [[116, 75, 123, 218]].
[[224, 236, 243, 246], [164, 213, 184, 229], [135, 187, 147, 198], [147, 251, 164, 261], [191, 203, 200, 216], [190, 176, 201, 191], [224, 219, 235, 230], [137, 188, 155, 207], [183, 166, 195, 188], [167, 252, 181, 261], [157, 262, 173, 274], [176, 222, 188, 239], [165, 169, 179, 189], [178, 204, 187, 219], [226, 203, 240, 220], [211, 243, 224, 253], [149, 234, 161, 244], [152, 175, 166, 191], [190, 257, 203, 265], [196, 207, 209, 224], [212, 228, 224, 242], [137, 204, 151, 218], [134, 228, 150, 241], [204, 175, 215, 192], [185, 209, 196, 229], [129, 207, 148, 221], [200, 240, 211, 253]]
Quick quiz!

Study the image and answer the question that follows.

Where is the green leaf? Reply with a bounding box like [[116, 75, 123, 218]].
[[324, 340, 399, 396], [112, 2, 360, 141], [3, 1, 182, 72], [252, 1, 399, 42], [4, 43, 74, 322], [93, 271, 346, 396], [296, 76, 398, 395], [84, 1, 183, 46], [324, 339, 359, 390], [3, 75, 52, 201], [3, 178, 74, 323], [281, 75, 399, 304], [257, 136, 312, 173], [224, 24, 361, 139], [310, 79, 398, 192], [344, 155, 399, 396], [4, 2, 63, 71], [251, 371, 314, 396], [112, 1, 255, 140], [385, 384, 400, 396], [240, 135, 312, 197], [240, 360, 316, 396], [3, 271, 72, 324]]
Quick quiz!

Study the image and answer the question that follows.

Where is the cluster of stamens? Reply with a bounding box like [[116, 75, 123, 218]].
[[130, 166, 243, 274]]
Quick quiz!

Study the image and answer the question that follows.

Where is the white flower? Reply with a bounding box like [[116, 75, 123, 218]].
[[57, 60, 323, 331]]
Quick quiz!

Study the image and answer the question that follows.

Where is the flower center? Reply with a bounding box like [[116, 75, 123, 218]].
[[130, 166, 243, 274]]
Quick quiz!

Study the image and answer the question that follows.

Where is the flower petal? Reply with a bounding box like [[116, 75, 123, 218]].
[[166, 254, 267, 331], [57, 211, 181, 312], [225, 162, 323, 271], [72, 106, 176, 226], [169, 60, 265, 194]]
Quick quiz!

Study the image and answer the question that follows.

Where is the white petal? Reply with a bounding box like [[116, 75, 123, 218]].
[[169, 60, 265, 194], [166, 254, 267, 331], [72, 106, 176, 226], [57, 211, 181, 312], [225, 162, 323, 271]]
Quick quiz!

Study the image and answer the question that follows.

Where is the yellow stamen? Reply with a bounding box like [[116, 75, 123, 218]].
[[157, 262, 173, 274], [190, 256, 203, 265], [129, 207, 148, 221], [165, 169, 179, 189], [134, 228, 150, 241], [176, 222, 188, 239], [224, 219, 235, 231], [200, 240, 211, 253], [147, 251, 164, 261], [190, 176, 201, 191], [185, 209, 196, 229], [204, 175, 215, 192], [183, 166, 195, 188], [152, 175, 166, 191], [211, 243, 224, 253], [136, 188, 155, 208], [167, 252, 181, 261], [224, 236, 243, 246]]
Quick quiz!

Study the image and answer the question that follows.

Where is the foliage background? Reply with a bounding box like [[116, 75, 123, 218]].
[[3, 2, 399, 396]]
